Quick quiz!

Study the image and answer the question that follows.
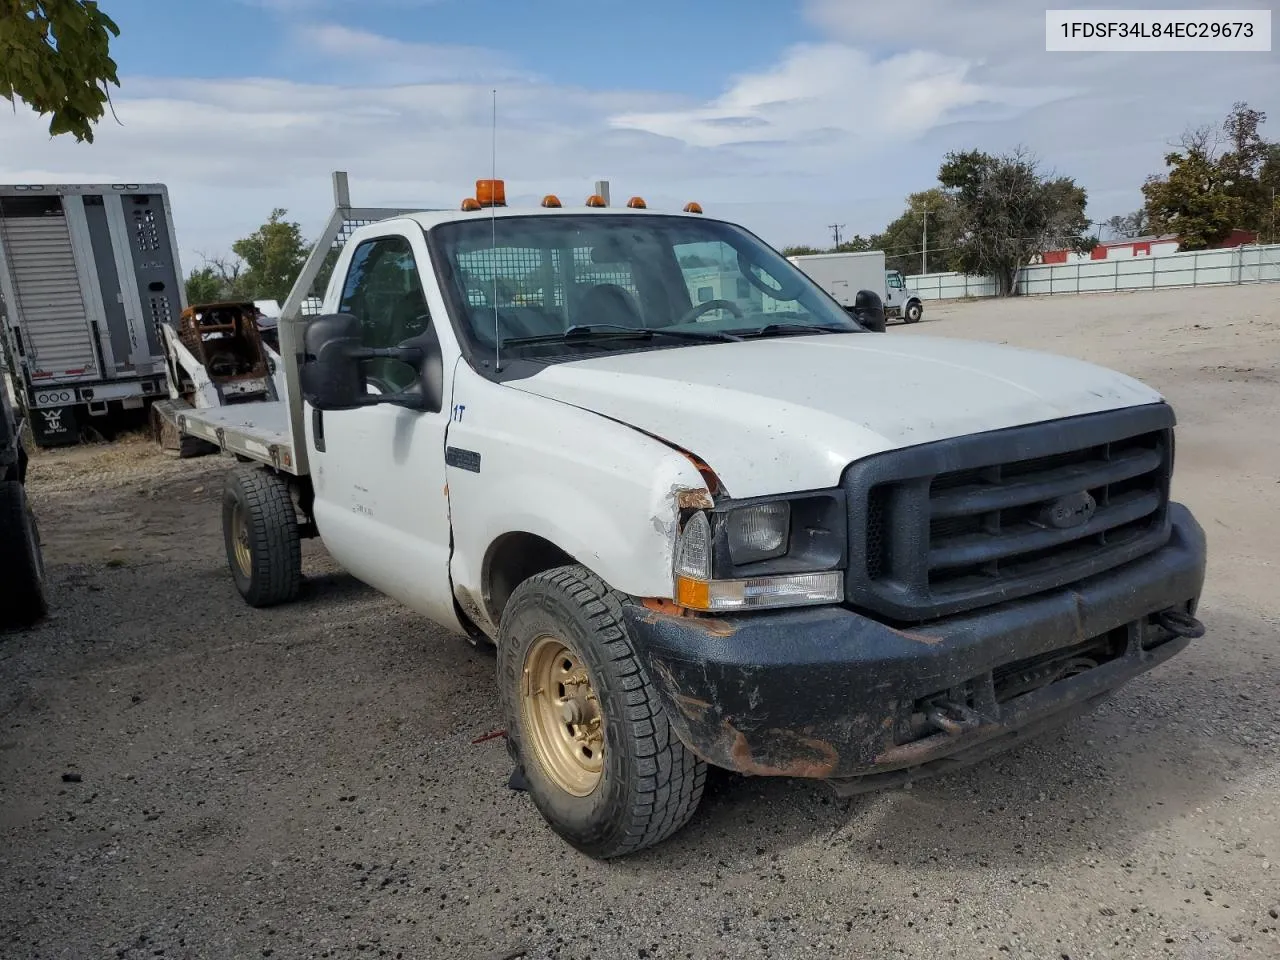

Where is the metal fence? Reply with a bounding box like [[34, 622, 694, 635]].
[[906, 243, 1280, 301]]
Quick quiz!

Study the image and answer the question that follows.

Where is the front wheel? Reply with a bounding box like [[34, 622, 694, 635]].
[[497, 565, 707, 858], [905, 301, 923, 323]]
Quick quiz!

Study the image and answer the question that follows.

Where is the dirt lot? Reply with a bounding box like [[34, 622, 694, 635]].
[[2, 283, 1278, 960]]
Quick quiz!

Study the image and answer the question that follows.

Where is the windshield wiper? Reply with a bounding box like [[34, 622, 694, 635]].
[[501, 323, 743, 347], [731, 323, 851, 339]]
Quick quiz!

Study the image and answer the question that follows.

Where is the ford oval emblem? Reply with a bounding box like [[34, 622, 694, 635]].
[[1043, 491, 1097, 529]]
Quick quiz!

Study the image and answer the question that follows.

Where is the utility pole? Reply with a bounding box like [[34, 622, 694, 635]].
[[921, 210, 928, 275], [829, 223, 845, 248]]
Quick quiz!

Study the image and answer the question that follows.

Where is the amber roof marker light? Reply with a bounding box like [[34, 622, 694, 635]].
[[586, 194, 607, 208], [476, 178, 506, 207], [626, 196, 647, 209], [541, 194, 562, 208], [684, 201, 703, 214]]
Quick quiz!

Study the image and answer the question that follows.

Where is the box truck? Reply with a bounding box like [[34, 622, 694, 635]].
[[789, 251, 924, 326], [0, 183, 183, 446]]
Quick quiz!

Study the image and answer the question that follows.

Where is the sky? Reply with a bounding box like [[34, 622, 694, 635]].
[[2, 0, 1277, 273]]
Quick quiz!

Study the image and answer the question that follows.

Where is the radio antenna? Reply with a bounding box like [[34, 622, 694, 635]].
[[491, 88, 501, 373]]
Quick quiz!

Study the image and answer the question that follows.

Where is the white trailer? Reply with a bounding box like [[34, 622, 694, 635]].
[[0, 183, 183, 446]]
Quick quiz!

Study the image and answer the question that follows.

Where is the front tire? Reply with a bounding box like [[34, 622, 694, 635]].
[[0, 480, 48, 628], [905, 300, 923, 323], [497, 565, 707, 858], [222, 468, 301, 607]]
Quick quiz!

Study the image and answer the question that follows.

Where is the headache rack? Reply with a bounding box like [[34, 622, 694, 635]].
[[844, 403, 1176, 622]]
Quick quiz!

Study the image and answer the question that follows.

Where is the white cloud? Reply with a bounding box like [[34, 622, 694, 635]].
[[611, 43, 1071, 148], [291, 24, 531, 84]]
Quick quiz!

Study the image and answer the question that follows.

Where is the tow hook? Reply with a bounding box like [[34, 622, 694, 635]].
[[1155, 608, 1206, 639], [926, 700, 983, 736]]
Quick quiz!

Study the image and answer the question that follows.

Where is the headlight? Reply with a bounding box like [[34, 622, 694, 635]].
[[726, 502, 790, 564], [672, 498, 844, 612]]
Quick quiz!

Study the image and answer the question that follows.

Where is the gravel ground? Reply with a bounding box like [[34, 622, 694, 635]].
[[2, 283, 1278, 960]]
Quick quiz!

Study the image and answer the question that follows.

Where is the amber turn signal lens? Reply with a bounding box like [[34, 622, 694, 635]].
[[674, 576, 711, 610]]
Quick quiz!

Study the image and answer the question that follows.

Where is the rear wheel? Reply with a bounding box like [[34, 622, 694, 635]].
[[222, 468, 301, 607], [0, 480, 47, 628], [497, 565, 707, 858]]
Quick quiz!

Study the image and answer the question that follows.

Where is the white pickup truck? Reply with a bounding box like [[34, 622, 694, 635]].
[[161, 179, 1207, 859]]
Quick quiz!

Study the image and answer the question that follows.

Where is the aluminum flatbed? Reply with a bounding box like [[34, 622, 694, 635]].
[[152, 398, 299, 473]]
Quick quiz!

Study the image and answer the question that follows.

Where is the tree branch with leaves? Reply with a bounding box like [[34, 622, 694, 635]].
[[0, 0, 120, 142]]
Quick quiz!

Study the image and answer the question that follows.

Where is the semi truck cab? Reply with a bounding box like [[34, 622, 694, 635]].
[[202, 181, 1206, 859]]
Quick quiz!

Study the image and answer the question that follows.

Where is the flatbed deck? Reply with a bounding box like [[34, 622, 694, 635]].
[[152, 399, 299, 473]]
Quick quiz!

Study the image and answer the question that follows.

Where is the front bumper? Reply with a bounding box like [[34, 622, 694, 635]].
[[623, 503, 1207, 792]]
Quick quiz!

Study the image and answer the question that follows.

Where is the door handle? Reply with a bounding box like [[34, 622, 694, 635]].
[[312, 407, 326, 452]]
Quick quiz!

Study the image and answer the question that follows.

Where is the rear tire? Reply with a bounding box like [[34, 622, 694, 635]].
[[222, 468, 301, 607], [497, 565, 707, 858], [0, 480, 48, 628]]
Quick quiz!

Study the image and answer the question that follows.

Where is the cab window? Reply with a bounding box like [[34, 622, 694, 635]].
[[339, 236, 429, 392]]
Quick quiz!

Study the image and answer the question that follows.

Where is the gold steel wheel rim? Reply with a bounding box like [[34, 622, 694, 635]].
[[521, 635, 605, 797], [231, 502, 252, 577]]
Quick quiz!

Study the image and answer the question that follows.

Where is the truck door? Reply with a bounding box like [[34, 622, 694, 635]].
[[884, 270, 903, 311], [306, 227, 458, 628]]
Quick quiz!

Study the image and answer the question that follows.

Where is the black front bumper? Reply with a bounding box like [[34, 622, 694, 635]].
[[623, 504, 1207, 791]]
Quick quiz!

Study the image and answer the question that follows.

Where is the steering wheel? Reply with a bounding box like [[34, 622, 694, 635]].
[[677, 298, 745, 326]]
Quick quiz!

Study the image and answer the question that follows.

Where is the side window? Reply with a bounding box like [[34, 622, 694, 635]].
[[338, 236, 429, 392], [886, 273, 904, 289]]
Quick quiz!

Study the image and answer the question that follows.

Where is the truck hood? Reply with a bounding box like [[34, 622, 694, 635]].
[[507, 333, 1163, 498]]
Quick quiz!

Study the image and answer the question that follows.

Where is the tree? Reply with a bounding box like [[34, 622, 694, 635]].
[[1143, 102, 1275, 247], [231, 209, 312, 303], [780, 244, 822, 257], [833, 235, 872, 253], [1103, 209, 1150, 240], [939, 149, 1094, 295], [184, 266, 224, 305], [871, 188, 962, 276], [0, 0, 120, 142], [1142, 148, 1243, 250], [184, 256, 244, 304]]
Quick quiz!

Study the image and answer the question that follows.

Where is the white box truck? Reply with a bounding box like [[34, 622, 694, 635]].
[[0, 183, 183, 446], [789, 250, 924, 326], [154, 173, 1206, 860]]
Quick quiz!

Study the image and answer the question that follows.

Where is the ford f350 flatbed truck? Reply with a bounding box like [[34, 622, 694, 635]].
[[157, 174, 1207, 858]]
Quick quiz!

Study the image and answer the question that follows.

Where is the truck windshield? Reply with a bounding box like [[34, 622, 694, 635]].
[[429, 214, 864, 361]]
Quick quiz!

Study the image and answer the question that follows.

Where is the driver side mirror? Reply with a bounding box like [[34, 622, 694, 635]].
[[300, 313, 445, 412], [852, 290, 887, 333]]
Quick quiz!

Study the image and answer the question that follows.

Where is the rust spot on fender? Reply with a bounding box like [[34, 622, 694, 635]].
[[676, 487, 715, 510], [641, 597, 686, 616], [725, 722, 840, 779], [891, 627, 944, 645], [637, 600, 738, 637], [673, 694, 714, 720]]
